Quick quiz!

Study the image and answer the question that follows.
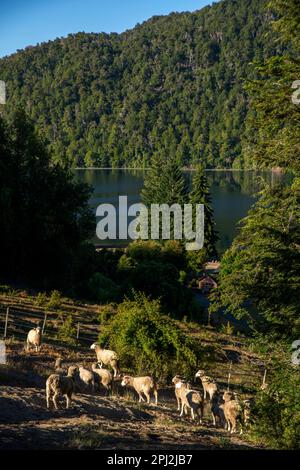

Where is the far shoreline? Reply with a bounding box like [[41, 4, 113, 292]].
[[73, 167, 270, 172]]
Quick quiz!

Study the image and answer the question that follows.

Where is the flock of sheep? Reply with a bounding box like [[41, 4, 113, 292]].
[[27, 326, 252, 435]]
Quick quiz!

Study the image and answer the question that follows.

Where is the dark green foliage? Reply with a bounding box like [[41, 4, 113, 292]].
[[0, 110, 94, 287], [243, 0, 300, 173], [0, 0, 280, 168], [85, 272, 119, 303], [117, 240, 195, 316], [141, 153, 187, 206], [210, 181, 300, 336], [251, 350, 300, 449], [99, 292, 198, 380], [56, 313, 77, 345], [270, 0, 300, 49], [189, 165, 218, 257]]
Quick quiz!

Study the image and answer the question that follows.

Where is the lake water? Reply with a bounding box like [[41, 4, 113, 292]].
[[75, 169, 290, 253]]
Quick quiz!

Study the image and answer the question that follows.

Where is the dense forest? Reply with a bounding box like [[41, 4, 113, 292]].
[[0, 0, 283, 168]]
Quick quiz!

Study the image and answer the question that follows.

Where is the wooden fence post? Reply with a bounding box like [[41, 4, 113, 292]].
[[227, 361, 233, 391], [42, 313, 47, 335], [3, 307, 9, 338], [262, 368, 267, 388]]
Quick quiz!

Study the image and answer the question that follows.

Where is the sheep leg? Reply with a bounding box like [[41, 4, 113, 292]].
[[176, 396, 180, 411], [66, 393, 72, 409], [203, 387, 206, 400], [197, 408, 203, 425], [153, 389, 158, 406], [231, 418, 236, 433], [211, 412, 216, 426], [144, 392, 151, 404], [191, 408, 195, 421], [52, 392, 59, 410], [138, 393, 145, 403], [46, 389, 51, 409], [180, 402, 185, 417]]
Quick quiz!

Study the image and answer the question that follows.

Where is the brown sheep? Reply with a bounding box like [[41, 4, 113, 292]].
[[90, 343, 120, 377], [121, 375, 158, 405], [54, 357, 67, 375], [210, 393, 225, 427], [46, 366, 78, 409], [221, 391, 243, 434], [92, 363, 113, 393], [181, 389, 204, 423]]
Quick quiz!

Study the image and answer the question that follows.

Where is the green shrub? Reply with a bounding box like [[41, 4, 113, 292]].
[[47, 290, 63, 310], [35, 292, 48, 307], [99, 292, 199, 381], [99, 303, 117, 324], [56, 313, 77, 345], [220, 321, 234, 336], [251, 355, 300, 449], [86, 273, 119, 303], [0, 285, 12, 294]]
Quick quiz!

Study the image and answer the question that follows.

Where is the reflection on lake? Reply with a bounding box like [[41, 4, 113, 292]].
[[75, 170, 292, 253]]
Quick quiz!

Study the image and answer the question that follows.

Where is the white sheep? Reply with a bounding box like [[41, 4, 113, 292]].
[[77, 365, 95, 392], [46, 366, 78, 409], [121, 375, 158, 405], [92, 363, 113, 393], [90, 343, 120, 377], [195, 370, 218, 401], [26, 326, 42, 352], [172, 376, 190, 412]]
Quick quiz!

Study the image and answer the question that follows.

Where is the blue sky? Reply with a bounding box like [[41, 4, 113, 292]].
[[0, 0, 213, 58]]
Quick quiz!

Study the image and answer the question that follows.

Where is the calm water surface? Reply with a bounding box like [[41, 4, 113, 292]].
[[75, 170, 291, 253]]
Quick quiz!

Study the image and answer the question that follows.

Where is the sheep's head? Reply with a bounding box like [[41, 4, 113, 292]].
[[55, 357, 63, 367], [195, 370, 205, 378], [90, 343, 97, 350], [68, 366, 79, 377], [36, 326, 41, 333], [223, 391, 234, 402], [172, 375, 185, 385], [91, 363, 98, 370], [121, 376, 131, 387]]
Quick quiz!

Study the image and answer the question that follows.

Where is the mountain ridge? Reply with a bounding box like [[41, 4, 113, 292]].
[[0, 0, 281, 168]]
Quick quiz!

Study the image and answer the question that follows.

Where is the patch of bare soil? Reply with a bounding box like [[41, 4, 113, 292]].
[[0, 385, 258, 450], [0, 341, 260, 450]]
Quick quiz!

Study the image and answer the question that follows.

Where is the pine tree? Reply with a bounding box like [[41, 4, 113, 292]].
[[244, 0, 300, 174], [141, 153, 187, 206], [141, 152, 187, 242], [141, 153, 165, 206], [209, 181, 300, 336], [189, 165, 218, 258]]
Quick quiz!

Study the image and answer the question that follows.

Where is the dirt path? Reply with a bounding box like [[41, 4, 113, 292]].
[[0, 385, 256, 450]]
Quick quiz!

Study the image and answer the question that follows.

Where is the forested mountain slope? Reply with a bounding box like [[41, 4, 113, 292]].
[[0, 0, 281, 168]]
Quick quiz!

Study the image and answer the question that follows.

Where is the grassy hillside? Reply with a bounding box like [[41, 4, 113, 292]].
[[0, 288, 266, 450]]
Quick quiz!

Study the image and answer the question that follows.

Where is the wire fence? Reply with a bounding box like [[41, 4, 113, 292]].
[[0, 304, 100, 349]]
